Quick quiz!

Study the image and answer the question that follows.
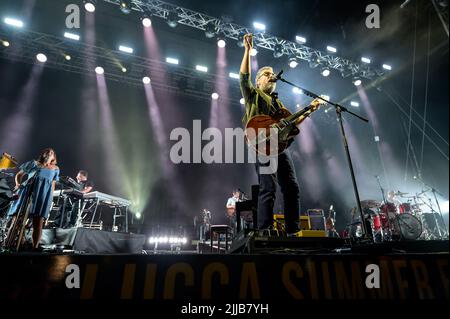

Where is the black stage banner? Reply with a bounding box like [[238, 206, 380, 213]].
[[0, 253, 448, 301]]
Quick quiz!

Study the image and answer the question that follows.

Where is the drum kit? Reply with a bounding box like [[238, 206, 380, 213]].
[[357, 190, 448, 242]]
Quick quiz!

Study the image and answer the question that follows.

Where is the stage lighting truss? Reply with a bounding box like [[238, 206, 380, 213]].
[[0, 26, 232, 102], [100, 0, 384, 80]]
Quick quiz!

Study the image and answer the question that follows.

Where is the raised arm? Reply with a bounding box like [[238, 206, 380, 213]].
[[239, 34, 255, 101]]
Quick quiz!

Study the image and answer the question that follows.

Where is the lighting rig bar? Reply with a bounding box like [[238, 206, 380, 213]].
[[102, 0, 385, 80]]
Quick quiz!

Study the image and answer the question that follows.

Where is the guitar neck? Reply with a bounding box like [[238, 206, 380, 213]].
[[285, 105, 314, 124]]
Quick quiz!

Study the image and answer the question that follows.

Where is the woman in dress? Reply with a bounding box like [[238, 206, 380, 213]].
[[7, 148, 60, 249]]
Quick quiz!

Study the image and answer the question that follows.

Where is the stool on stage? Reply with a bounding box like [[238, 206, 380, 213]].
[[210, 225, 232, 253]]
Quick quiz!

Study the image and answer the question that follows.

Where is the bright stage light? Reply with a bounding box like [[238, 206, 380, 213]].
[[142, 17, 152, 27], [326, 45, 337, 53], [240, 98, 245, 105], [211, 92, 219, 100], [250, 48, 258, 56], [119, 0, 132, 14], [217, 39, 226, 48], [84, 1, 96, 12], [353, 77, 362, 86], [321, 67, 330, 77], [295, 35, 307, 44], [95, 66, 104, 74], [64, 54, 71, 61], [253, 22, 266, 31], [322, 95, 330, 101], [142, 76, 151, 84], [374, 136, 380, 142], [350, 101, 360, 107], [64, 32, 80, 41], [2, 40, 10, 47], [383, 64, 392, 70], [292, 87, 303, 95], [289, 57, 298, 68], [36, 53, 47, 63], [119, 45, 133, 54], [121, 67, 127, 73], [229, 72, 239, 79], [135, 212, 142, 219], [361, 57, 371, 64], [166, 57, 179, 65], [4, 17, 24, 28], [195, 65, 208, 72]]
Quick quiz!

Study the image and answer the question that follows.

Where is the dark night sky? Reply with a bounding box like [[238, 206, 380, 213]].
[[0, 0, 448, 234]]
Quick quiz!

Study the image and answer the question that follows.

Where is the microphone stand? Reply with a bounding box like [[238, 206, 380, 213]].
[[375, 176, 387, 203], [276, 73, 371, 240], [415, 177, 448, 239]]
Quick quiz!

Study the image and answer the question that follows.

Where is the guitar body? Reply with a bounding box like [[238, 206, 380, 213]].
[[245, 108, 300, 156]]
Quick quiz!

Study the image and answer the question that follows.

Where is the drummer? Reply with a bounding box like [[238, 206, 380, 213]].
[[386, 191, 402, 206]]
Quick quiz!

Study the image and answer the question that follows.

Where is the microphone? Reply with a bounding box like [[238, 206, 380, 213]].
[[269, 70, 284, 82]]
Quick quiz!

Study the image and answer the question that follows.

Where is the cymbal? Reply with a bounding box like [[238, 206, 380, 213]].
[[360, 199, 381, 208], [394, 191, 409, 196]]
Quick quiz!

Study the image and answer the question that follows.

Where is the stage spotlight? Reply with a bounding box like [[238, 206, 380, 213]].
[[382, 64, 392, 70], [36, 53, 47, 63], [326, 45, 337, 53], [350, 101, 360, 107], [361, 57, 371, 64], [195, 65, 208, 72], [229, 72, 239, 79], [374, 136, 380, 142], [142, 16, 152, 27], [166, 57, 179, 65], [119, 0, 132, 14], [95, 66, 104, 74], [217, 34, 226, 48], [292, 87, 302, 95], [204, 22, 217, 38], [211, 92, 219, 100], [322, 95, 330, 101], [295, 35, 307, 44], [273, 44, 283, 58], [250, 48, 258, 56], [2, 40, 10, 47], [237, 33, 245, 47], [289, 57, 298, 68], [353, 77, 362, 86], [121, 66, 127, 72], [64, 54, 71, 61], [321, 67, 330, 77], [167, 11, 178, 28], [135, 212, 142, 219], [4, 17, 24, 28], [64, 31, 80, 41], [84, 0, 96, 12], [142, 76, 151, 84], [253, 22, 266, 31], [119, 45, 133, 54], [240, 98, 245, 105]]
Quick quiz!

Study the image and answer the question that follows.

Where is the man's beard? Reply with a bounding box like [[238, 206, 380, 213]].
[[261, 82, 276, 94]]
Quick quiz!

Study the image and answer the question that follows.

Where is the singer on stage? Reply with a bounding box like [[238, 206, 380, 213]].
[[239, 33, 301, 235]]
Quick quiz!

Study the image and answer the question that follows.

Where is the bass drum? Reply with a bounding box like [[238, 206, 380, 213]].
[[393, 213, 422, 240]]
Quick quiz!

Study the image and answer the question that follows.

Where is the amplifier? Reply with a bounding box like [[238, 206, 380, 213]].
[[307, 209, 326, 231]]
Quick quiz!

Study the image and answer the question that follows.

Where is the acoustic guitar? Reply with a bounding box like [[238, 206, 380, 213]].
[[245, 97, 326, 156]]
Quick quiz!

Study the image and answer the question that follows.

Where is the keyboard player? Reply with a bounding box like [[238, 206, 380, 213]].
[[54, 170, 94, 228]]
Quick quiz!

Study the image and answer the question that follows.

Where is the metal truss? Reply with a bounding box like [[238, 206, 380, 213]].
[[0, 27, 243, 103], [432, 0, 449, 37], [102, 0, 385, 80]]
